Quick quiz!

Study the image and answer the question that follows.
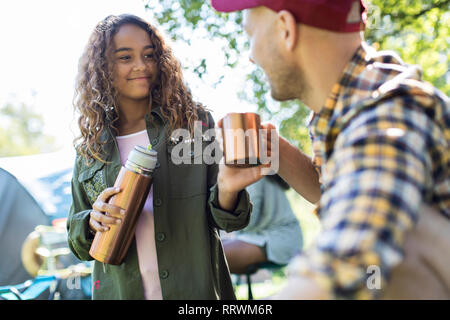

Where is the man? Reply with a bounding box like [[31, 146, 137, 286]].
[[212, 0, 450, 299]]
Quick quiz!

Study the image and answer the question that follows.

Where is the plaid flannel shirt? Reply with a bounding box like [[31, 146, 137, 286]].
[[288, 42, 450, 299]]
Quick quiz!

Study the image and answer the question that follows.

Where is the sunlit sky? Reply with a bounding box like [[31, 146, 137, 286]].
[[0, 0, 256, 150]]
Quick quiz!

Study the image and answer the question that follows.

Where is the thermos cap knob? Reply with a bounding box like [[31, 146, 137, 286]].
[[128, 145, 158, 170]]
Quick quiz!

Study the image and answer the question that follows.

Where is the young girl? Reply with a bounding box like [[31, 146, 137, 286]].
[[67, 14, 261, 299]]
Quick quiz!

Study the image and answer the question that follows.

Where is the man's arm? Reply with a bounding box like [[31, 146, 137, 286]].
[[277, 136, 321, 204], [214, 122, 321, 207]]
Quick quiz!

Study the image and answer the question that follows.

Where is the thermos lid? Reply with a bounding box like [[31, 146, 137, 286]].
[[128, 145, 158, 170]]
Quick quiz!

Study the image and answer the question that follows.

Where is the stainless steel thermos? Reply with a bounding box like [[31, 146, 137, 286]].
[[89, 145, 157, 265]]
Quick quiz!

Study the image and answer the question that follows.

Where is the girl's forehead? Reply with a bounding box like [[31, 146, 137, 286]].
[[113, 24, 153, 47]]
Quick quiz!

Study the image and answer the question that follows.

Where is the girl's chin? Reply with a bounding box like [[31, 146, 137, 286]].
[[119, 93, 150, 102], [130, 89, 151, 98]]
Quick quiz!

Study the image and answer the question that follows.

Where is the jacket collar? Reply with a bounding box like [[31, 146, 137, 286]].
[[147, 105, 166, 125]]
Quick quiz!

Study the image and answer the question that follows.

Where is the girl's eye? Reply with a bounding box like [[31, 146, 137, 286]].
[[119, 55, 131, 61], [145, 54, 154, 59]]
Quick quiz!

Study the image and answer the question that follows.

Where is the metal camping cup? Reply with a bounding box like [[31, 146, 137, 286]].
[[220, 112, 261, 167], [89, 145, 158, 265]]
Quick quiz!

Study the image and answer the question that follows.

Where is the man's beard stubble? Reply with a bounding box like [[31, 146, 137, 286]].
[[269, 64, 308, 103]]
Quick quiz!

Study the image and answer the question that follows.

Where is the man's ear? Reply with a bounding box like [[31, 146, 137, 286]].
[[277, 10, 298, 51]]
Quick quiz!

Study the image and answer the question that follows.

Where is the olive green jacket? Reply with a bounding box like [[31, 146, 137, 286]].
[[67, 107, 252, 300]]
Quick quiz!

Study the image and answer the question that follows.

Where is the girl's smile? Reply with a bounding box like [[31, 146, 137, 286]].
[[112, 24, 159, 102], [128, 76, 151, 81]]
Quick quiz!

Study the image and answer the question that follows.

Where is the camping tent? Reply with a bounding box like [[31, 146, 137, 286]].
[[0, 149, 91, 299], [0, 148, 76, 287], [0, 168, 49, 286], [0, 148, 75, 222]]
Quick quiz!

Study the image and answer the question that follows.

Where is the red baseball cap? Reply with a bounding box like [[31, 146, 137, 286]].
[[211, 0, 366, 32]]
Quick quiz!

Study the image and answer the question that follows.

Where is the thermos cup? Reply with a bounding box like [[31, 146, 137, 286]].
[[220, 112, 261, 167], [89, 145, 157, 265]]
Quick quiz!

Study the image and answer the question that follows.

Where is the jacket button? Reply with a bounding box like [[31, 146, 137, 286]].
[[156, 232, 165, 242], [154, 198, 162, 207], [160, 270, 169, 279], [155, 162, 161, 168], [151, 138, 158, 145]]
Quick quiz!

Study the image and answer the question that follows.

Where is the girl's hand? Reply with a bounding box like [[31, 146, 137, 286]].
[[215, 121, 278, 211], [215, 121, 278, 194], [89, 187, 125, 233], [217, 164, 265, 195]]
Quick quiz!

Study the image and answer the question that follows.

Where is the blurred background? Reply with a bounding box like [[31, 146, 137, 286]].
[[0, 0, 448, 299]]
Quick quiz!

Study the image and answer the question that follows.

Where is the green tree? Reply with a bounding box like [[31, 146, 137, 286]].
[[144, 0, 449, 153], [0, 102, 56, 157], [365, 0, 450, 94]]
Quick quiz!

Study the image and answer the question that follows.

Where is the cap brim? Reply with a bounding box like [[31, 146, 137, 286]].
[[211, 0, 263, 13]]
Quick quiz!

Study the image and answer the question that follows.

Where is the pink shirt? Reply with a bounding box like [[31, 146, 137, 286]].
[[116, 130, 162, 300]]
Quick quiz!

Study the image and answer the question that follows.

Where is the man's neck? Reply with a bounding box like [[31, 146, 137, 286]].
[[297, 29, 362, 113]]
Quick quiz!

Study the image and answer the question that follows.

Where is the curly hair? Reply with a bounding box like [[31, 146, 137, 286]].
[[73, 14, 205, 164]]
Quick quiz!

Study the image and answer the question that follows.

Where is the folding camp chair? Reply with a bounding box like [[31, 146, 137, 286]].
[[234, 262, 285, 300], [0, 275, 57, 300]]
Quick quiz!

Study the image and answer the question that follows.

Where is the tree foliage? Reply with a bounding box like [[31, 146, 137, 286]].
[[365, 0, 450, 94], [0, 102, 56, 157], [144, 0, 449, 153]]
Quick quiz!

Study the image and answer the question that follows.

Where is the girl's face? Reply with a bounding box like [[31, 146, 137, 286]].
[[111, 23, 159, 103]]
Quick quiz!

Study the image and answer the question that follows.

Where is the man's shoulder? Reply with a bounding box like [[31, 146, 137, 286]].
[[346, 44, 446, 109], [339, 64, 449, 131], [375, 65, 448, 107]]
